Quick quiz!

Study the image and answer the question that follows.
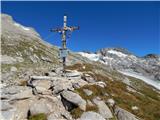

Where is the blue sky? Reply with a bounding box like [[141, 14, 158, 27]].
[[2, 1, 160, 56]]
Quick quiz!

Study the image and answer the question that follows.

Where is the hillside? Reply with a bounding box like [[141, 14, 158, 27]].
[[1, 14, 160, 120]]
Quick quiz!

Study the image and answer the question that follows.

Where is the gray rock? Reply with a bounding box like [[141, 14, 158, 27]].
[[2, 86, 30, 95], [1, 101, 13, 111], [29, 98, 54, 115], [93, 97, 113, 119], [115, 106, 140, 120], [89, 81, 106, 88], [81, 73, 95, 83], [52, 78, 73, 94], [80, 111, 105, 120], [83, 89, 93, 96], [12, 99, 30, 120], [1, 108, 16, 120], [10, 88, 33, 100], [2, 85, 33, 101], [61, 90, 86, 111], [66, 70, 81, 77], [32, 80, 52, 94]]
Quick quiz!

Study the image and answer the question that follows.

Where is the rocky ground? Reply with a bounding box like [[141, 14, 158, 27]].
[[1, 66, 141, 120]]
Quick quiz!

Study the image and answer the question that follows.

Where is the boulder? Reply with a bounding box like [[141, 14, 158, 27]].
[[107, 98, 115, 107], [10, 88, 33, 100], [12, 99, 30, 120], [80, 111, 105, 120], [32, 80, 52, 94], [1, 101, 13, 111], [61, 90, 86, 111], [93, 97, 113, 119], [29, 98, 54, 115], [52, 78, 73, 94], [114, 106, 140, 120], [2, 86, 28, 95], [81, 73, 95, 83], [1, 108, 16, 120]]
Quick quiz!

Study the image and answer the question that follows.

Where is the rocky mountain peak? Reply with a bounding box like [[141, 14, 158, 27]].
[[97, 47, 132, 57], [1, 13, 40, 40], [144, 54, 160, 59]]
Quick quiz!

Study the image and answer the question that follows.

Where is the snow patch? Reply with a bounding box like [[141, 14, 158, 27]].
[[107, 50, 127, 57], [119, 71, 160, 90], [14, 23, 30, 31], [78, 52, 100, 61]]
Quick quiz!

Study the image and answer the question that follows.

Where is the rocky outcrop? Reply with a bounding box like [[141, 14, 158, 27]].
[[80, 48, 160, 82]]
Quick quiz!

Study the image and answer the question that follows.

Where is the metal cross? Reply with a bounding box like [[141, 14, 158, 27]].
[[50, 15, 79, 73]]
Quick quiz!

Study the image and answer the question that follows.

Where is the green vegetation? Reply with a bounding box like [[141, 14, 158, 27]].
[[75, 84, 107, 100], [70, 107, 84, 119], [28, 113, 47, 120]]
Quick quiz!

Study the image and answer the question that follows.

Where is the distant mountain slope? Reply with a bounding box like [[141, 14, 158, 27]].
[[78, 48, 160, 89]]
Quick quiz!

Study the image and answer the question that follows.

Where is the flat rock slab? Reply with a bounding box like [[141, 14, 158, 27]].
[[80, 111, 105, 120], [89, 81, 106, 88], [29, 98, 55, 115], [66, 70, 82, 77], [61, 90, 86, 111], [93, 98, 113, 119]]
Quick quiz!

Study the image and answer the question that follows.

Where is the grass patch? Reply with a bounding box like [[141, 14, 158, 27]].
[[70, 107, 84, 119], [28, 113, 47, 120], [75, 84, 107, 101], [70, 104, 99, 119], [66, 63, 93, 72]]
